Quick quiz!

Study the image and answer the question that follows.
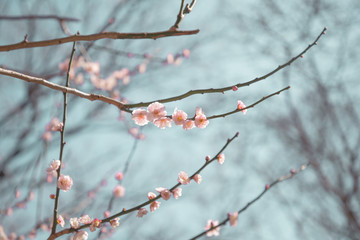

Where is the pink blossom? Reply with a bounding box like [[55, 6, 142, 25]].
[[113, 185, 125, 198], [115, 172, 124, 181], [28, 229, 36, 239], [70, 218, 80, 229], [204, 220, 220, 237], [237, 100, 247, 114], [16, 201, 26, 209], [110, 218, 120, 228], [153, 117, 172, 129], [6, 207, 13, 216], [217, 153, 225, 164], [150, 201, 161, 212], [147, 192, 156, 200], [137, 208, 148, 218], [49, 194, 56, 199], [46, 118, 63, 132], [195, 109, 209, 129], [155, 187, 171, 201], [42, 131, 52, 142], [9, 232, 17, 240], [147, 102, 166, 122], [57, 174, 73, 192], [15, 189, 21, 198], [83, 62, 100, 75], [178, 171, 191, 185], [205, 155, 211, 161], [165, 53, 174, 64], [232, 86, 238, 91], [74, 73, 84, 85], [182, 120, 195, 130], [79, 215, 92, 224], [73, 231, 88, 240], [183, 49, 190, 58], [172, 188, 182, 199], [172, 109, 187, 125], [137, 63, 147, 74], [27, 191, 35, 201], [193, 174, 202, 184], [104, 211, 110, 218], [47, 160, 61, 174], [228, 211, 238, 227], [57, 215, 65, 227], [132, 108, 149, 126]]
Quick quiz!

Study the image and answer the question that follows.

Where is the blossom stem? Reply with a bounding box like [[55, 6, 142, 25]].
[[50, 41, 76, 236]]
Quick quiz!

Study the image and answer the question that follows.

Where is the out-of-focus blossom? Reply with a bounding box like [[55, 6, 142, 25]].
[[46, 118, 63, 132], [172, 188, 182, 199], [147, 192, 156, 200], [115, 172, 124, 181], [73, 231, 88, 240], [183, 49, 190, 58], [182, 120, 195, 130], [47, 160, 61, 175], [57, 175, 73, 192], [178, 171, 191, 185], [132, 109, 149, 126], [104, 211, 110, 218], [204, 220, 220, 237], [137, 208, 148, 218], [113, 185, 125, 198]]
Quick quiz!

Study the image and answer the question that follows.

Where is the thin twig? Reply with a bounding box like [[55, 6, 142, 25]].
[[0, 29, 200, 52], [189, 163, 311, 240], [50, 41, 77, 236], [0, 15, 80, 22], [171, 0, 198, 30], [124, 27, 327, 109], [47, 133, 239, 240]]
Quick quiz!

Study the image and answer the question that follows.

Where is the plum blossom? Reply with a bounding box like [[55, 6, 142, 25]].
[[228, 211, 239, 227], [172, 188, 182, 199], [147, 102, 166, 122], [183, 49, 190, 58], [57, 215, 65, 227], [73, 231, 88, 240], [182, 120, 195, 130], [78, 215, 92, 224], [178, 171, 191, 185], [232, 86, 238, 91], [204, 220, 220, 237], [193, 174, 202, 184], [42, 131, 52, 142], [172, 109, 187, 125], [153, 117, 172, 129], [90, 218, 102, 232], [217, 153, 225, 165], [237, 100, 247, 114], [46, 160, 61, 175], [147, 192, 156, 200], [70, 218, 80, 229], [150, 201, 161, 212], [115, 172, 124, 181], [110, 218, 120, 228], [194, 108, 209, 129], [104, 211, 110, 218], [113, 185, 125, 198], [155, 187, 171, 201], [132, 109, 149, 126], [46, 118, 63, 132], [57, 175, 73, 192], [137, 208, 148, 218], [205, 155, 211, 161]]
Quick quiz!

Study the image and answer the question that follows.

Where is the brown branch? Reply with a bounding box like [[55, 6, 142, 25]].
[[47, 133, 239, 240], [207, 86, 290, 120], [50, 41, 76, 235], [171, 0, 197, 30], [0, 29, 200, 52], [125, 27, 326, 109], [0, 67, 128, 111], [190, 163, 311, 240], [0, 15, 80, 22]]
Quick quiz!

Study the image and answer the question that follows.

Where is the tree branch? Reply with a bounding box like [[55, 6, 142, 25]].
[[0, 29, 200, 52]]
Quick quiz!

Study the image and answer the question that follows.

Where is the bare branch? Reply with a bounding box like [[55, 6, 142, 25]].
[[0, 29, 200, 52], [125, 27, 327, 109], [190, 163, 311, 240], [0, 15, 80, 22]]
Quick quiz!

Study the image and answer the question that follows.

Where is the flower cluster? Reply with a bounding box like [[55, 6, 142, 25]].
[[204, 220, 221, 237], [132, 102, 209, 130], [42, 117, 63, 142]]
